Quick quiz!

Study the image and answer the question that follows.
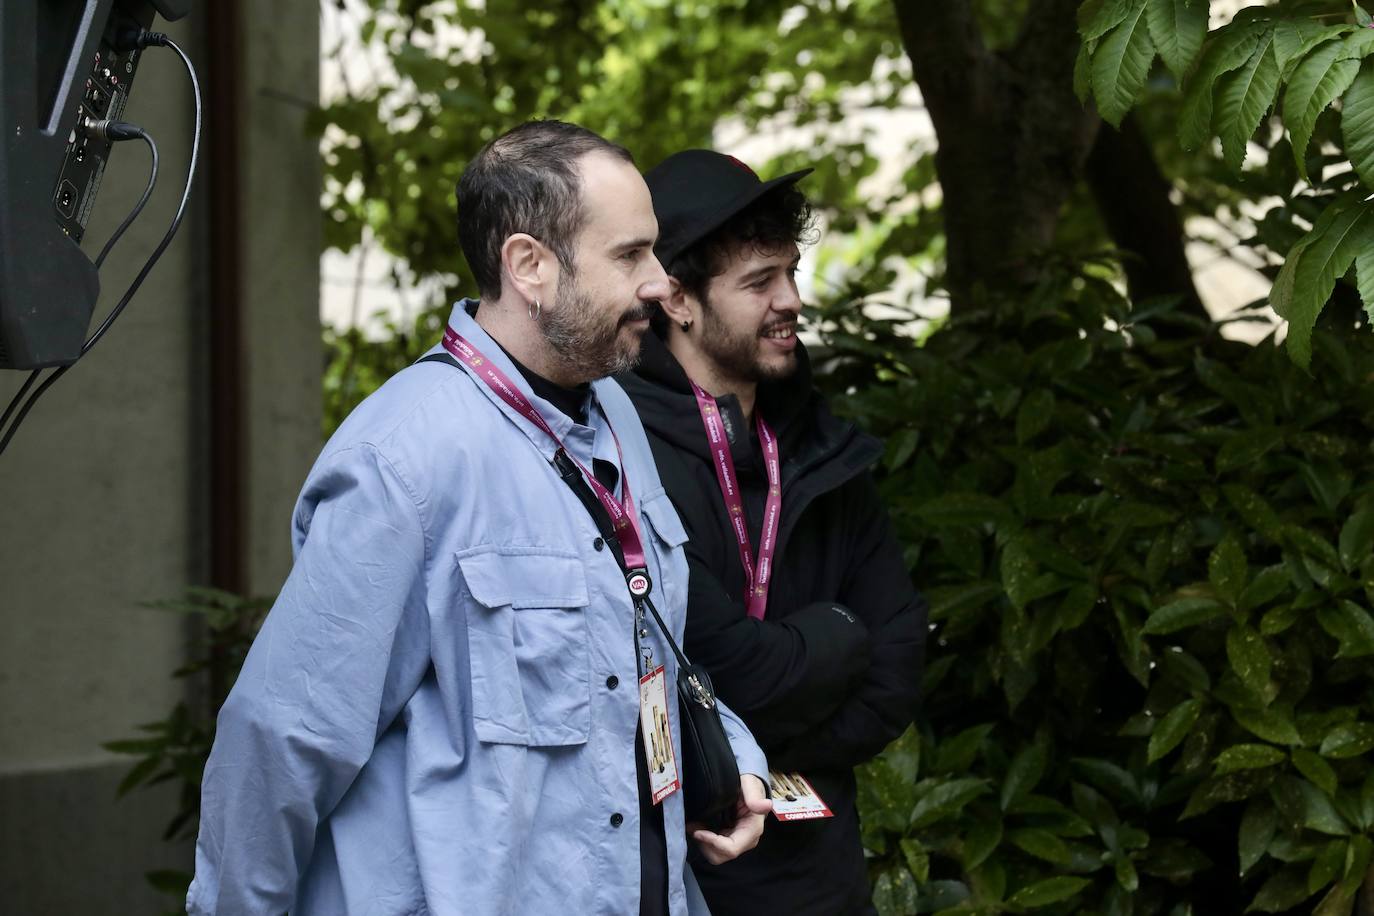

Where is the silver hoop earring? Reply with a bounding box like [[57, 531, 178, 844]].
[[528, 299, 541, 321]]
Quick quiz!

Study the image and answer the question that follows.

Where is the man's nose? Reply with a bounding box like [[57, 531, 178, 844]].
[[774, 277, 802, 314], [638, 255, 671, 303]]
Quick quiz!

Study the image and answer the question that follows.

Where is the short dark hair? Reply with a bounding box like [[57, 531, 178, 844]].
[[456, 120, 634, 300], [658, 184, 816, 331]]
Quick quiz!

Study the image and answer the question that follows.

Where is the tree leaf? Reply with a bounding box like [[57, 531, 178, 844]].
[[1227, 625, 1273, 694], [1183, 768, 1278, 818], [1223, 484, 1285, 541], [1344, 60, 1374, 189], [1143, 596, 1225, 634], [1343, 834, 1374, 889], [1216, 426, 1285, 473], [1216, 33, 1280, 171], [1149, 698, 1203, 762], [1358, 2, 1374, 29], [1358, 242, 1374, 322], [1082, 0, 1143, 41], [1239, 799, 1278, 876], [885, 428, 920, 471], [1274, 22, 1353, 77], [872, 866, 920, 916], [963, 816, 1003, 870], [1283, 39, 1362, 181], [1233, 705, 1302, 746], [1146, 0, 1208, 80], [1008, 827, 1077, 865], [910, 777, 991, 828], [1293, 748, 1340, 797], [1076, 35, 1100, 102], [1115, 854, 1140, 892], [1271, 191, 1374, 368], [1239, 565, 1292, 613], [1016, 388, 1056, 444], [917, 493, 1013, 526], [1273, 776, 1352, 835], [1180, 26, 1266, 150], [1007, 876, 1092, 907], [1320, 722, 1374, 758], [1319, 601, 1374, 658], [901, 837, 931, 884], [1002, 741, 1049, 811], [1308, 839, 1348, 896], [1312, 884, 1357, 916], [1209, 534, 1249, 606], [934, 723, 995, 774], [1339, 510, 1374, 571], [1214, 743, 1287, 774], [1247, 866, 1316, 911], [1092, 2, 1157, 127]]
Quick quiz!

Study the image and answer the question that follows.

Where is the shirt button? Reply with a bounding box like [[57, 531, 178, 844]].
[[593, 537, 605, 551], [610, 812, 624, 828], [606, 675, 619, 690]]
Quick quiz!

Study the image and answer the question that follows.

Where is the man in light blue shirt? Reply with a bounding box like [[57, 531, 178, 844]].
[[187, 120, 770, 916]]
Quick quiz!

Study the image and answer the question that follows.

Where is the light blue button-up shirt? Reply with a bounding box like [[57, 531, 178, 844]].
[[187, 303, 767, 916]]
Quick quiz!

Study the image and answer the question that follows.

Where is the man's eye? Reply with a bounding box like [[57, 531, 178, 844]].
[[620, 249, 640, 262]]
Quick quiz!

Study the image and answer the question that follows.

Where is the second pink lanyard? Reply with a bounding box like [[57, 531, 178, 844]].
[[690, 382, 781, 620]]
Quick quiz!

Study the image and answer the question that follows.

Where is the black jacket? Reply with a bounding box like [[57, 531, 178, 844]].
[[619, 334, 927, 916]]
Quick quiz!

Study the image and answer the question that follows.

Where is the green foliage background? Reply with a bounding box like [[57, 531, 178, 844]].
[[110, 0, 1374, 912]]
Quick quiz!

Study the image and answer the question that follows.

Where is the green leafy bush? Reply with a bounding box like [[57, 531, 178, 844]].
[[814, 270, 1374, 914], [104, 587, 270, 910]]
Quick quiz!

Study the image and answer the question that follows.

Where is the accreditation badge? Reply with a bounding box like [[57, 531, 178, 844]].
[[639, 666, 681, 804], [768, 770, 834, 821]]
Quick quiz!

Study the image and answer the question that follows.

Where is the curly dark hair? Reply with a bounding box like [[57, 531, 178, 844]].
[[655, 183, 817, 333]]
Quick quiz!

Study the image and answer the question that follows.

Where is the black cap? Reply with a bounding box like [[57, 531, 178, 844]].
[[644, 150, 812, 269]]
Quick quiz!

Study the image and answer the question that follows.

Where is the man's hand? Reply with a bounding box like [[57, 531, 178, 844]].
[[690, 774, 771, 865]]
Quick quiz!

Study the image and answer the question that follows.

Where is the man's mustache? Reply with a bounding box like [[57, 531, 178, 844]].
[[619, 302, 656, 325]]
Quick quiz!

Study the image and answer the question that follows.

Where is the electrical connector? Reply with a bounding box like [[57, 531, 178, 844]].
[[81, 118, 147, 142], [110, 25, 169, 53]]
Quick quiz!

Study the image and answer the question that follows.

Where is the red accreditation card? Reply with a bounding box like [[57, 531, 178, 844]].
[[769, 770, 833, 821]]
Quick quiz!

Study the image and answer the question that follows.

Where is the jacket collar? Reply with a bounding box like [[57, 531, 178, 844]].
[[620, 330, 824, 467]]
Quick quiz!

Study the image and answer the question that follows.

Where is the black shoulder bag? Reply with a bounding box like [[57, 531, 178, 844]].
[[635, 591, 742, 830], [550, 447, 742, 831]]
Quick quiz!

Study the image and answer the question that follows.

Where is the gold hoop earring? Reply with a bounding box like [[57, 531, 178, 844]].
[[528, 299, 541, 321]]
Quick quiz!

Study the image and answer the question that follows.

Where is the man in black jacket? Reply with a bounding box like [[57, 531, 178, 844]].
[[618, 150, 928, 915]]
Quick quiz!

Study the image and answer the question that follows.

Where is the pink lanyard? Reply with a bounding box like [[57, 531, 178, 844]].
[[443, 327, 652, 597], [690, 382, 781, 620]]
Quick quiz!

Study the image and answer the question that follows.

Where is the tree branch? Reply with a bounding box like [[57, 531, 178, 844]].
[[1084, 113, 1209, 320]]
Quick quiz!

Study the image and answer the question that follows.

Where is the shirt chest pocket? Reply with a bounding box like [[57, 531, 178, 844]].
[[639, 492, 690, 627], [457, 548, 591, 746]]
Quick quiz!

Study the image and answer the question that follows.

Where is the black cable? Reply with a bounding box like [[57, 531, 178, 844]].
[[0, 369, 40, 432], [83, 35, 201, 357], [0, 128, 154, 435], [93, 125, 158, 269], [0, 34, 202, 459]]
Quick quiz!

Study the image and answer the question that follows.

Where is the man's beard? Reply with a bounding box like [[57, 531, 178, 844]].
[[698, 297, 797, 385], [540, 276, 653, 382]]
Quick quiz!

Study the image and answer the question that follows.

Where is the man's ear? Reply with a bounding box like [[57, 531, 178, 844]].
[[500, 233, 554, 304], [659, 277, 698, 328]]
